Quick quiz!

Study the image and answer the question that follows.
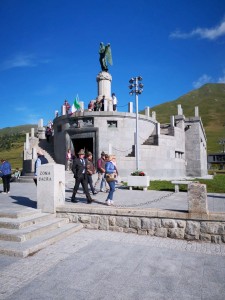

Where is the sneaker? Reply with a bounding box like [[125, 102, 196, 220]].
[[2, 192, 7, 194], [7, 191, 10, 194], [106, 200, 111, 206], [93, 190, 98, 195], [110, 200, 114, 206], [100, 189, 105, 192]]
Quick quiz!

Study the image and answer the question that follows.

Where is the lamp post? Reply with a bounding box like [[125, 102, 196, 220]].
[[129, 76, 144, 171]]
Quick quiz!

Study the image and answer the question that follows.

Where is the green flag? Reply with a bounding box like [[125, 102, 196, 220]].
[[74, 95, 80, 109], [72, 95, 80, 112]]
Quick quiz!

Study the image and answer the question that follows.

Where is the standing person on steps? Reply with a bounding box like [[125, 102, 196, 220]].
[[0, 159, 12, 194], [71, 149, 94, 204]]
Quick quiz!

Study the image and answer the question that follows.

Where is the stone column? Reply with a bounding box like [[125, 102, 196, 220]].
[[37, 164, 65, 213], [128, 102, 133, 113], [195, 106, 199, 117], [170, 116, 175, 127], [96, 71, 113, 111], [25, 133, 30, 150], [187, 182, 208, 214], [156, 123, 160, 135], [152, 111, 156, 120], [145, 107, 150, 117], [177, 104, 183, 115]]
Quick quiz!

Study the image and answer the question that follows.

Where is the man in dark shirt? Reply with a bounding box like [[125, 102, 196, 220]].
[[71, 149, 93, 204]]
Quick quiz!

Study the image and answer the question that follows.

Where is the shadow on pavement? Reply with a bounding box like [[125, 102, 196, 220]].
[[10, 196, 37, 208]]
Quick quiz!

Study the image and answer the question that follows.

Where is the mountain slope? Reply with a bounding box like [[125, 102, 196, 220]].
[[150, 83, 225, 153]]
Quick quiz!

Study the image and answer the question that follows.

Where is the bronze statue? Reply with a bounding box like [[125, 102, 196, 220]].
[[99, 42, 113, 72]]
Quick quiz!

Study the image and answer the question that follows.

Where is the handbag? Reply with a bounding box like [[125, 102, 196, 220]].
[[105, 173, 117, 182]]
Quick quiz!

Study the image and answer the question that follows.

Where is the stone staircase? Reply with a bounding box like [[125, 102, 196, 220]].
[[0, 208, 83, 257], [142, 135, 158, 146]]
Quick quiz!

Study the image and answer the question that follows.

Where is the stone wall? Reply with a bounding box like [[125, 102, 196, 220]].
[[56, 208, 225, 244]]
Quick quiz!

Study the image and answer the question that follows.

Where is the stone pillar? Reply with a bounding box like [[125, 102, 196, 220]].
[[79, 101, 84, 111], [195, 106, 199, 117], [177, 104, 183, 115], [25, 133, 30, 150], [96, 71, 113, 111], [61, 105, 66, 115], [145, 107, 150, 117], [187, 182, 208, 214], [170, 116, 175, 127], [156, 123, 160, 135], [38, 119, 43, 127], [37, 164, 65, 213], [31, 128, 34, 138], [128, 102, 133, 113], [152, 111, 156, 120]]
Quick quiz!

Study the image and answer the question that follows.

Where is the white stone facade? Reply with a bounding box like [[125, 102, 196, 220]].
[[53, 105, 207, 179]]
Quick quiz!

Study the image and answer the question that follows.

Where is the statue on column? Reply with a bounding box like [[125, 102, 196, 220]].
[[99, 42, 113, 72]]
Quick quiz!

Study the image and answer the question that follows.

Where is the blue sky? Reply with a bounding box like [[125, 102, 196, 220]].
[[0, 0, 225, 128]]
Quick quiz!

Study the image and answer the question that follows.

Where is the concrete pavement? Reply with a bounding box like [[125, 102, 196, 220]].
[[1, 176, 225, 299], [1, 229, 225, 299]]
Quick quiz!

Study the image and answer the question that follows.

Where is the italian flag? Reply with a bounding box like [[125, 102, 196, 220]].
[[71, 95, 81, 112]]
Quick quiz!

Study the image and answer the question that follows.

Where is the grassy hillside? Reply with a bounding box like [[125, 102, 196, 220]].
[[150, 83, 225, 153], [0, 124, 36, 170], [1, 83, 225, 170]]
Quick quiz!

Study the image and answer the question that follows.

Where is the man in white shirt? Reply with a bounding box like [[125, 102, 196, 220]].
[[112, 93, 118, 111]]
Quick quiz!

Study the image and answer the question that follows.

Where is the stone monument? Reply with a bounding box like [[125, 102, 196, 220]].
[[97, 42, 113, 111]]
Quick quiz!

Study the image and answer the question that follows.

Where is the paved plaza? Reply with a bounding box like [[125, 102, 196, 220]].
[[0, 176, 225, 299], [1, 229, 225, 300]]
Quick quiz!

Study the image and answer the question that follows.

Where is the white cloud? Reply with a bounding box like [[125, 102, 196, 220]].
[[193, 74, 213, 88], [0, 53, 50, 70], [218, 70, 225, 83], [170, 20, 225, 40], [0, 54, 36, 70]]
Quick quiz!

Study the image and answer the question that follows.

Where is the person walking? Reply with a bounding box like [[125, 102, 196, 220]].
[[86, 152, 98, 195], [0, 159, 12, 194], [105, 155, 118, 206], [94, 151, 108, 192], [33, 150, 48, 185], [71, 149, 94, 204]]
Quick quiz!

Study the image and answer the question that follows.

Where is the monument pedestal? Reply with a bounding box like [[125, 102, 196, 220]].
[[96, 71, 113, 111], [37, 163, 65, 213]]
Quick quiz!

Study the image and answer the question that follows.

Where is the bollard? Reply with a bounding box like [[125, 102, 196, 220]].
[[187, 182, 208, 214], [37, 163, 65, 213]]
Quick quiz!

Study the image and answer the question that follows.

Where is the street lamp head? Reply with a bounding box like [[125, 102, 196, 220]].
[[138, 89, 143, 94], [139, 83, 144, 88], [129, 84, 134, 89], [129, 91, 134, 95], [129, 78, 135, 83], [138, 76, 142, 81]]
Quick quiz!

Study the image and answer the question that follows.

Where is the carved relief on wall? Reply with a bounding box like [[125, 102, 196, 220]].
[[69, 117, 94, 128]]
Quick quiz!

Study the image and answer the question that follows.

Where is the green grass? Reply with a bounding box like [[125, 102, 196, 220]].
[[148, 174, 225, 193], [0, 146, 24, 170]]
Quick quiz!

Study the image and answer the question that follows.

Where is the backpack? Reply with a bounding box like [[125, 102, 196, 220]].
[[39, 156, 48, 165]]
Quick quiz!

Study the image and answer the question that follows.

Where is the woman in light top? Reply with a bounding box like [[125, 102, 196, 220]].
[[105, 155, 118, 206]]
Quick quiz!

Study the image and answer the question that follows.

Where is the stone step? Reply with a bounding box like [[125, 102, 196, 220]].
[[0, 212, 56, 229], [18, 176, 35, 183], [0, 208, 42, 219], [0, 217, 69, 242], [0, 223, 83, 257]]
